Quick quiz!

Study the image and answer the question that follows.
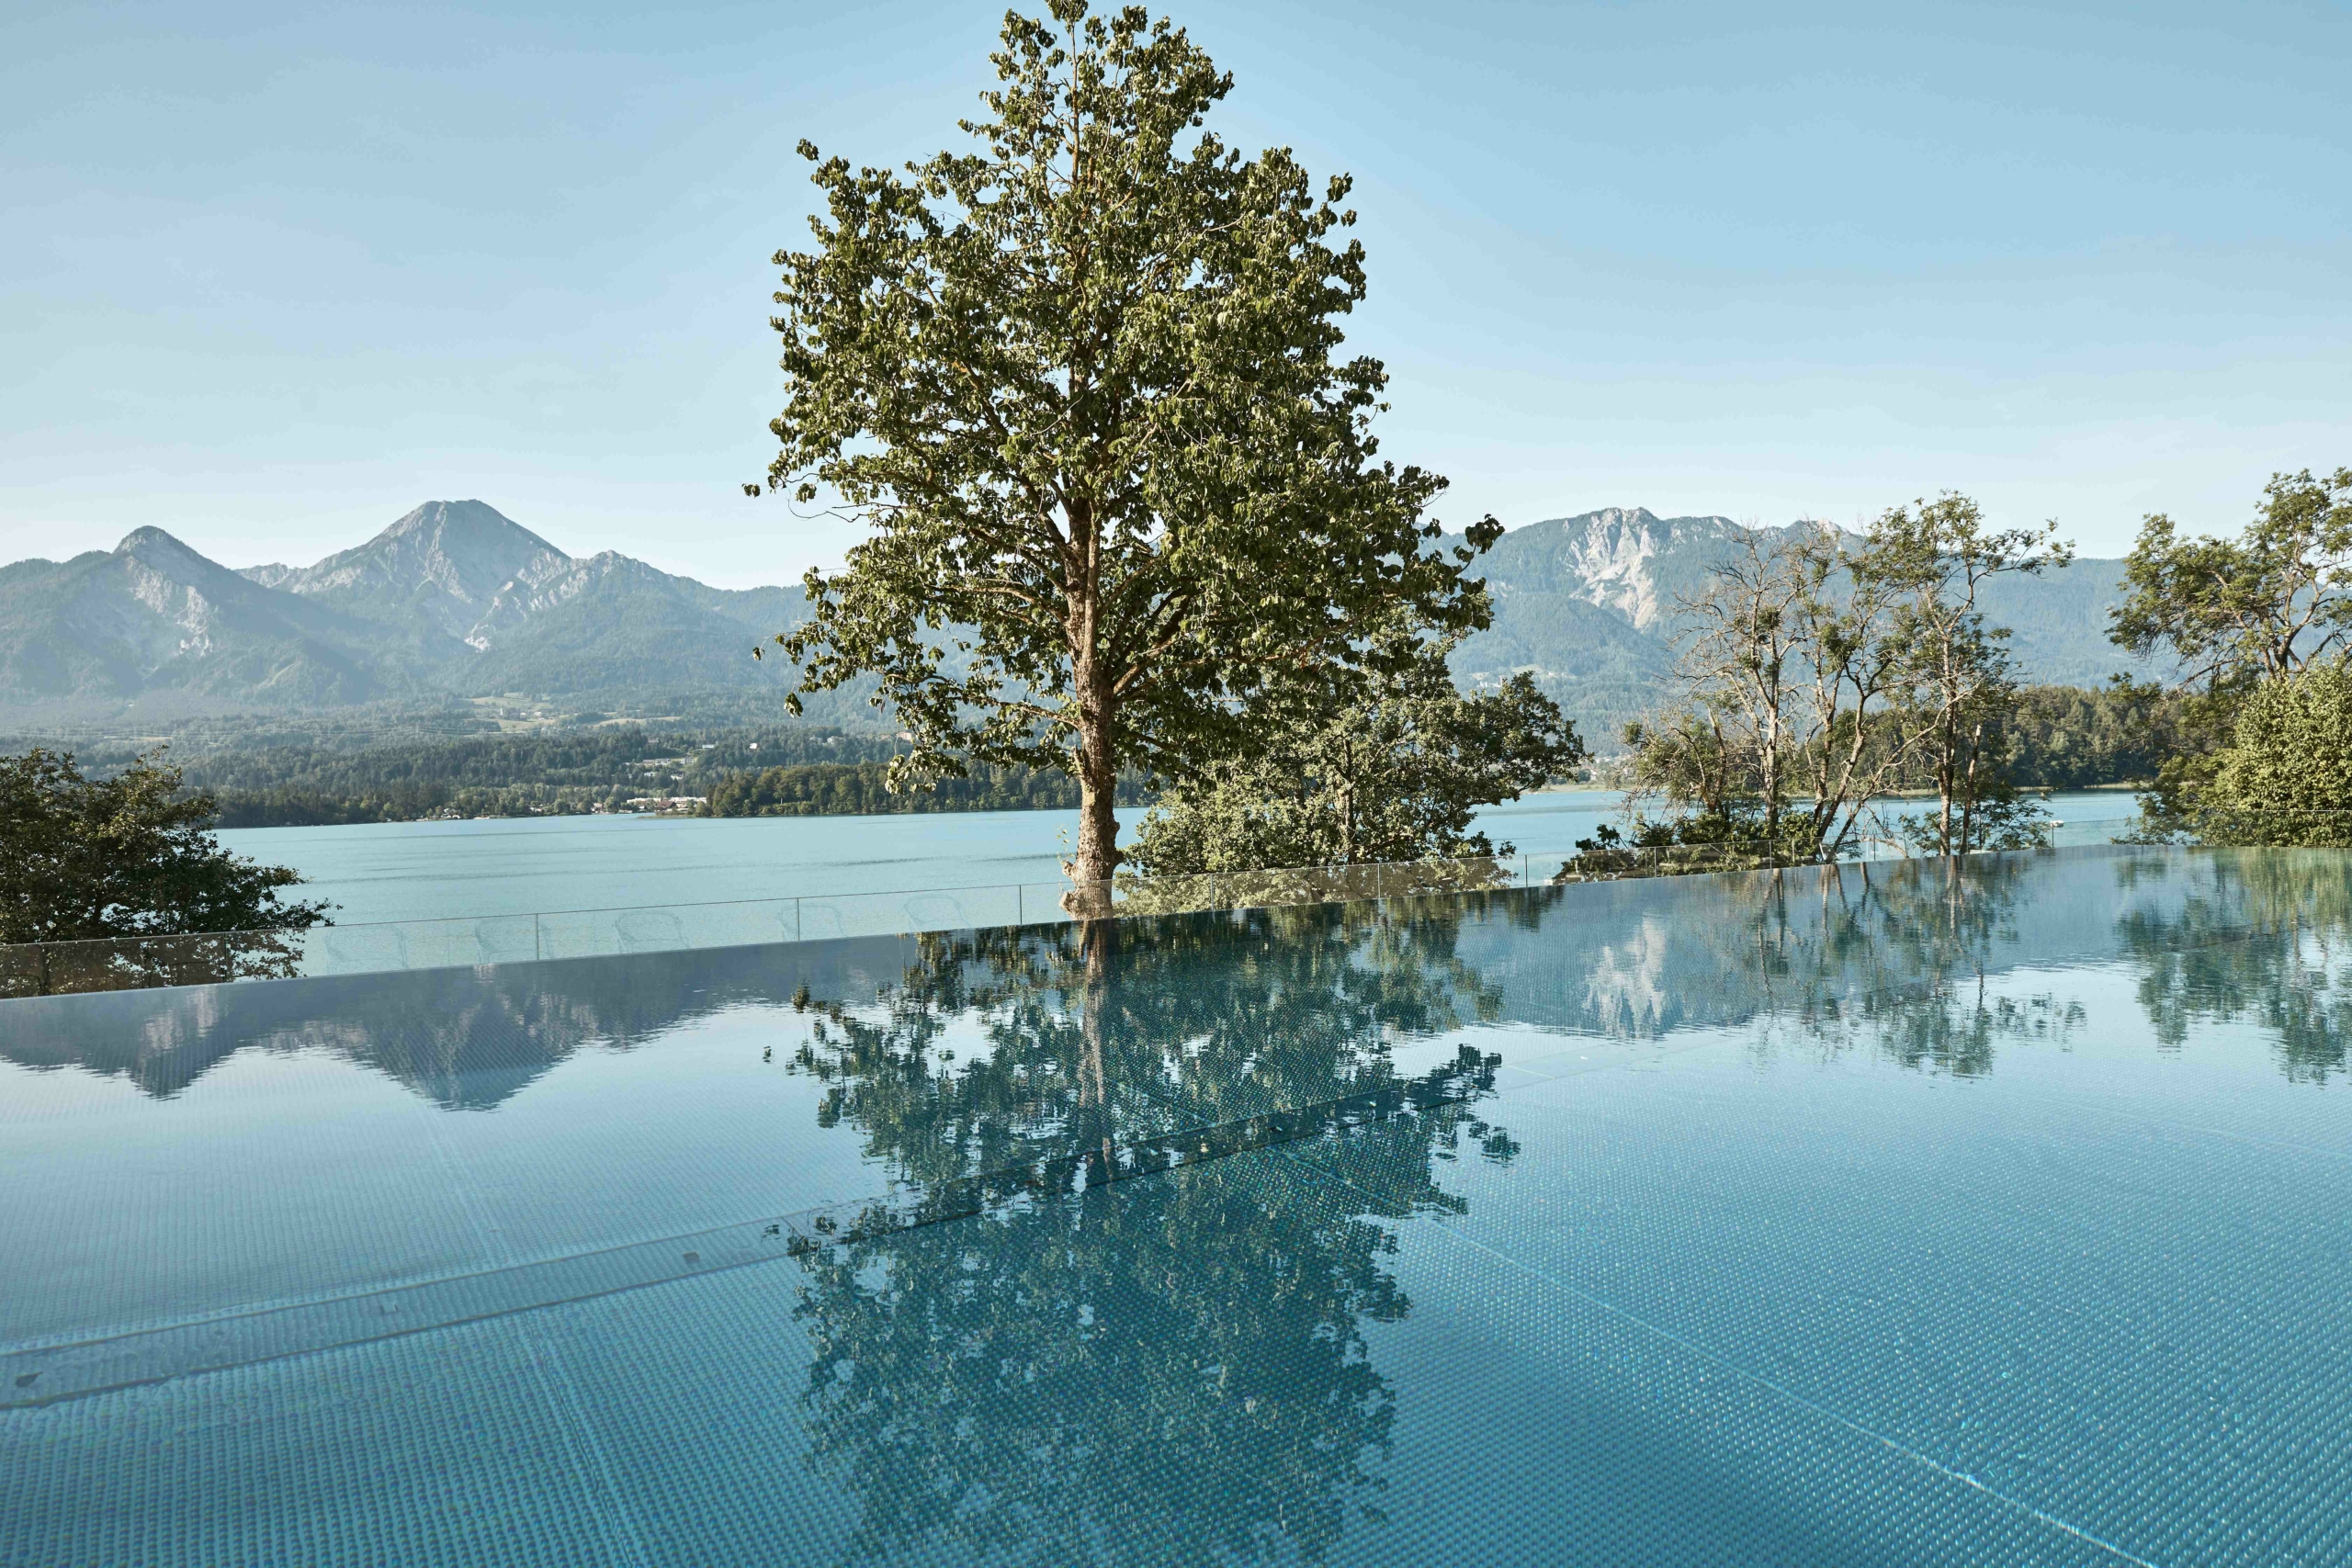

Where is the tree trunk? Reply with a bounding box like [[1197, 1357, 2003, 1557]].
[[1062, 501, 1121, 919], [1958, 716, 1984, 852], [1938, 708, 1958, 854], [1072, 732, 1119, 877], [1063, 644, 1121, 919]]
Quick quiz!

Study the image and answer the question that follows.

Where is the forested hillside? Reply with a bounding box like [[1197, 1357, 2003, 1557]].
[[175, 725, 900, 826], [2004, 684, 2181, 791], [8, 679, 2173, 829]]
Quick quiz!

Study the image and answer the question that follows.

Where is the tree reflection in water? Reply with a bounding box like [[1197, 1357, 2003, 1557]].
[[1646, 856, 2086, 1079], [781, 898, 1532, 1565], [2113, 847, 2352, 1084], [1813, 857, 2086, 1077]]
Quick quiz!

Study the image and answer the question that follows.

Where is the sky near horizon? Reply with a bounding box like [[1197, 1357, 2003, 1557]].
[[3, 0, 2346, 588]]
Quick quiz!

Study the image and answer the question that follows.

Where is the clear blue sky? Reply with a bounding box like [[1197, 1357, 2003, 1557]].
[[3, 0, 2345, 585]]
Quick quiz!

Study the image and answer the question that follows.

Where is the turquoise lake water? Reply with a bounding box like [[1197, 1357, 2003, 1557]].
[[216, 789, 2149, 926], [4, 844, 2346, 1565]]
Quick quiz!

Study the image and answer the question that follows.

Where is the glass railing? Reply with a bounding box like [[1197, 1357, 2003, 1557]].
[[0, 813, 2147, 999]]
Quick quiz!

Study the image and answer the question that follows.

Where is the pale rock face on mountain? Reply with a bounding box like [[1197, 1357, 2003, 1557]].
[[114, 527, 229, 662], [240, 500, 575, 648], [1447, 508, 1756, 718], [1514, 506, 1733, 631], [1452, 506, 2149, 733], [0, 525, 419, 713]]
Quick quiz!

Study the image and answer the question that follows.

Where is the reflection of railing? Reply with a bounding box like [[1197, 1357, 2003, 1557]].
[[0, 816, 2140, 999]]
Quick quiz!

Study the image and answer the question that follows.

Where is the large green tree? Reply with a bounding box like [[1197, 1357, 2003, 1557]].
[[753, 3, 1498, 895], [0, 749, 329, 994]]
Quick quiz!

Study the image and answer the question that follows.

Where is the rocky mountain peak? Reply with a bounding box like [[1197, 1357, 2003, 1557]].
[[378, 499, 559, 551], [1, 498, 2145, 728], [115, 525, 217, 572], [253, 500, 573, 644], [1573, 505, 1665, 534]]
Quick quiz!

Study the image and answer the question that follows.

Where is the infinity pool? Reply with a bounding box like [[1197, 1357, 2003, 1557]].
[[4, 846, 2348, 1566]]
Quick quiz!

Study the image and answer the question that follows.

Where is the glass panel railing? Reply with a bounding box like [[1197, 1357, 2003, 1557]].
[[0, 819, 2237, 1001], [793, 883, 1035, 944], [298, 915, 540, 976]]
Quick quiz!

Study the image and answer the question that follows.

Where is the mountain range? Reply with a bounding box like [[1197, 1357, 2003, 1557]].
[[0, 501, 819, 724], [0, 500, 2151, 731]]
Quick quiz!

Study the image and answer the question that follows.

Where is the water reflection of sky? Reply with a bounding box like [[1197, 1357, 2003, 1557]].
[[5, 844, 2345, 1567]]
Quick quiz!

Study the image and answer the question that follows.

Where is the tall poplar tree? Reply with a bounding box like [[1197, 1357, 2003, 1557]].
[[752, 3, 1499, 894]]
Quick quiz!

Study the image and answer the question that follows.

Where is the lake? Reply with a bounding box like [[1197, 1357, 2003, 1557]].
[[216, 790, 2150, 928]]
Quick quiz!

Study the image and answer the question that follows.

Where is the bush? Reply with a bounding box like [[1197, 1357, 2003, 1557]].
[[0, 749, 329, 994], [2203, 660, 2352, 846]]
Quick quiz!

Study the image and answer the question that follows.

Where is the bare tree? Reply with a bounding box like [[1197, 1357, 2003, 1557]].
[[1662, 529, 1805, 846], [1640, 524, 1917, 861]]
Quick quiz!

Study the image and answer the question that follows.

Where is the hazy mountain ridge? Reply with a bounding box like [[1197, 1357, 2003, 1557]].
[[0, 526, 442, 715], [0, 500, 2148, 730], [0, 502, 824, 721]]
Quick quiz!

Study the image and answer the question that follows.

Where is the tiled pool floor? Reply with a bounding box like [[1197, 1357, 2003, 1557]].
[[4, 847, 2349, 1565]]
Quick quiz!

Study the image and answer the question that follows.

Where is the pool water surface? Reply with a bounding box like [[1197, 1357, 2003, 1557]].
[[3, 845, 2347, 1566]]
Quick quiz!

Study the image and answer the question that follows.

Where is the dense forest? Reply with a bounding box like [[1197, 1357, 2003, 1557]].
[[2001, 683, 2181, 791], [53, 722, 909, 827]]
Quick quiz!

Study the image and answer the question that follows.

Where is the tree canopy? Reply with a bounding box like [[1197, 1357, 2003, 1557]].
[[2111, 467, 2352, 691], [0, 749, 329, 946], [2107, 466, 2352, 837], [754, 2, 1498, 890], [1616, 497, 2072, 862], [1873, 494, 2068, 854], [1625, 522, 1907, 860], [0, 749, 329, 993]]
